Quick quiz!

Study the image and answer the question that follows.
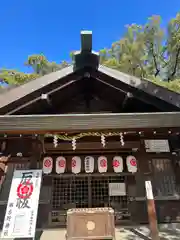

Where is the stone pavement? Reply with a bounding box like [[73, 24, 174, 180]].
[[1, 224, 180, 239], [38, 228, 147, 240]]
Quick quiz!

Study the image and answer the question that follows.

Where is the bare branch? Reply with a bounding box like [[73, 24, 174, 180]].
[[168, 47, 180, 81], [150, 43, 160, 77]]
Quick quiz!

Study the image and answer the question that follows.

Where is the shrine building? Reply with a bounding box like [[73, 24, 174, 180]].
[[1, 31, 180, 228]]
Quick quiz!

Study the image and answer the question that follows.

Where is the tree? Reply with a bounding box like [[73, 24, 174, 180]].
[[165, 13, 180, 81], [1, 12, 180, 91], [0, 69, 39, 85], [100, 13, 180, 82], [143, 15, 164, 78], [0, 54, 69, 86], [25, 54, 69, 75]]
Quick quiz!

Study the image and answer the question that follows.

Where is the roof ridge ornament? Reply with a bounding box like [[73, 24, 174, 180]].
[[73, 31, 99, 71], [81, 30, 92, 52]]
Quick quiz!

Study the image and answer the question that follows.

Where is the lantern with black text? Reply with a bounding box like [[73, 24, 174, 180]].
[[56, 156, 66, 174], [113, 156, 123, 173], [126, 155, 137, 173], [43, 157, 53, 174], [84, 156, 94, 173], [98, 156, 108, 173], [72, 156, 81, 174]]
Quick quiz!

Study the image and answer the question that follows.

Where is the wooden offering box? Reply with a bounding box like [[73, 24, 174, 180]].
[[66, 208, 115, 240]]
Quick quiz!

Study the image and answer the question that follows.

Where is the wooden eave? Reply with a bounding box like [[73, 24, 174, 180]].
[[0, 112, 180, 133], [93, 66, 180, 110], [1, 64, 180, 114], [0, 66, 78, 114]]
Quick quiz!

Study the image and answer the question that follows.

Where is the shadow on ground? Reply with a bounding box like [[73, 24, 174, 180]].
[[11, 224, 180, 240], [132, 223, 180, 240]]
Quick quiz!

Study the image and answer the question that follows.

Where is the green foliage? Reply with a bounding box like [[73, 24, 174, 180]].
[[146, 77, 180, 93], [99, 12, 180, 92], [1, 12, 180, 94], [0, 55, 69, 86], [25, 54, 69, 75], [0, 69, 39, 85]]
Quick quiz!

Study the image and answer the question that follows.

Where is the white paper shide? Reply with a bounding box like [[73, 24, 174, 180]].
[[1, 169, 42, 239]]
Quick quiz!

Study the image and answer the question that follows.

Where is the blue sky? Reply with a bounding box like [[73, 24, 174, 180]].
[[0, 0, 179, 72]]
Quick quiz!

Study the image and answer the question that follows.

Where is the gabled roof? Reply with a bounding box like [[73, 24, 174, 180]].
[[0, 31, 180, 114], [0, 64, 180, 114], [96, 66, 180, 108], [0, 66, 74, 110]]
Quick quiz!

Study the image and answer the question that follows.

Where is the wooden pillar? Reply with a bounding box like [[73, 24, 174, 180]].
[[0, 156, 9, 191], [88, 176, 92, 207], [138, 138, 159, 240], [145, 180, 159, 240], [136, 138, 158, 234], [136, 139, 151, 193], [0, 141, 9, 191], [29, 138, 42, 169]]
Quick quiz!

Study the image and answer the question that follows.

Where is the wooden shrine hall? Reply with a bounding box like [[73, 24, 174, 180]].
[[1, 31, 180, 229]]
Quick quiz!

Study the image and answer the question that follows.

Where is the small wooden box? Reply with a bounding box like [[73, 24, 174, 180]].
[[66, 208, 115, 240]]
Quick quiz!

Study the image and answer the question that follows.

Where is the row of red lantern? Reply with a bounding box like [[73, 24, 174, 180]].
[[42, 155, 137, 174]]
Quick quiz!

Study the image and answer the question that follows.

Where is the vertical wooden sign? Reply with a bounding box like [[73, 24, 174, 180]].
[[145, 180, 159, 240]]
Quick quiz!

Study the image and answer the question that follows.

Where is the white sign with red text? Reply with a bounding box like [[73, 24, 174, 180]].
[[1, 169, 42, 239]]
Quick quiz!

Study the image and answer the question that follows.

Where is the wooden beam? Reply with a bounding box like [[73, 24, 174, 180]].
[[45, 141, 140, 152], [94, 67, 180, 111], [0, 130, 174, 140], [48, 172, 133, 177], [3, 157, 30, 163], [0, 112, 180, 133], [6, 79, 80, 115], [121, 92, 133, 110]]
